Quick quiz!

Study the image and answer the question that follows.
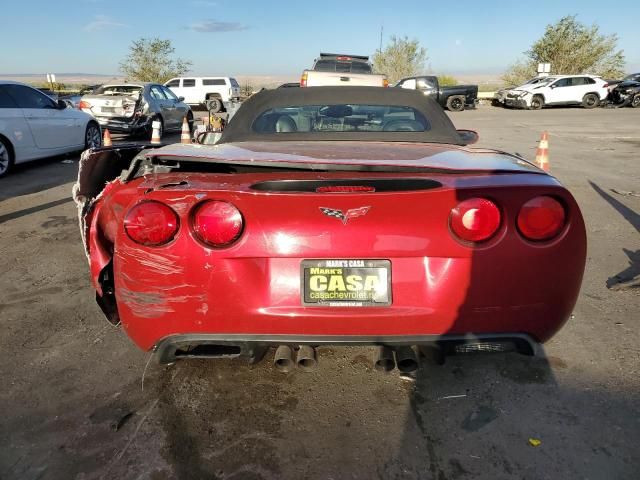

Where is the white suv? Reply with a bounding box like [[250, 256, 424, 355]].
[[165, 77, 241, 113], [505, 75, 609, 109]]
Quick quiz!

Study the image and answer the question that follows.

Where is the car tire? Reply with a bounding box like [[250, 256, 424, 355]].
[[582, 93, 600, 109], [530, 95, 544, 110], [206, 97, 223, 113], [631, 95, 640, 108], [84, 122, 102, 150], [446, 95, 465, 112], [187, 111, 194, 132], [0, 136, 14, 178]]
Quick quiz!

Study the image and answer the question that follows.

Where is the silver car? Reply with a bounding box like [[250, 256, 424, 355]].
[[80, 83, 192, 138]]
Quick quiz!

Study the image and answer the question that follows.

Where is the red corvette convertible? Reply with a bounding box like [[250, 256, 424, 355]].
[[74, 87, 586, 372]]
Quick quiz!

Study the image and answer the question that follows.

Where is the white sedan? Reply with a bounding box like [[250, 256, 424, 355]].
[[0, 80, 101, 177]]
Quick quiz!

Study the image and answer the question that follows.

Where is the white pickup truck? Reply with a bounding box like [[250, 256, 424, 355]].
[[164, 76, 241, 113], [300, 53, 388, 88]]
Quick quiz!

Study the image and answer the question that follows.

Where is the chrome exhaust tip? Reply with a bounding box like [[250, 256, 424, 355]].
[[274, 345, 294, 373], [296, 345, 317, 372], [395, 346, 419, 373], [373, 346, 396, 372]]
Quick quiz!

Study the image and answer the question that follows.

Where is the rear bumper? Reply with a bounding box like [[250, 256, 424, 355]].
[[94, 115, 151, 134], [155, 332, 539, 364]]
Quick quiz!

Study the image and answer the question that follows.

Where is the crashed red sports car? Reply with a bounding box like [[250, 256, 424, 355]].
[[74, 86, 586, 372]]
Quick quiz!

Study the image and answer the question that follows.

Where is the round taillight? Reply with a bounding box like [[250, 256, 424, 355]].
[[450, 198, 501, 243], [124, 201, 179, 246], [517, 196, 565, 241], [192, 201, 243, 247]]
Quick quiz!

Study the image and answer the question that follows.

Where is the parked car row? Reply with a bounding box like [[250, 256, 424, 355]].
[[494, 73, 640, 109], [295, 53, 479, 111]]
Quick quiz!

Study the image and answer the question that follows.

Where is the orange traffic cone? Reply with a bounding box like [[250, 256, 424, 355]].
[[180, 116, 191, 144], [102, 128, 112, 147], [150, 120, 162, 145], [534, 132, 550, 172]]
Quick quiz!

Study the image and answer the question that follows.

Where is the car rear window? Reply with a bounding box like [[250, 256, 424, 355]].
[[313, 60, 372, 74], [96, 85, 143, 95], [203, 79, 226, 86], [230, 78, 240, 88], [252, 104, 429, 133]]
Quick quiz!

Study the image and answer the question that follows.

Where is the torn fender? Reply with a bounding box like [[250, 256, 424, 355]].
[[72, 145, 147, 253], [72, 145, 148, 324]]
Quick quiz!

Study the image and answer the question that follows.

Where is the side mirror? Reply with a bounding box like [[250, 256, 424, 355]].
[[57, 99, 68, 109], [177, 96, 185, 102], [549, 84, 556, 89], [457, 129, 479, 145]]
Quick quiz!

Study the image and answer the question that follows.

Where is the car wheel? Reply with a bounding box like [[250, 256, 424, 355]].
[[187, 111, 194, 132], [0, 136, 14, 178], [582, 93, 600, 109], [85, 122, 102, 150], [631, 95, 640, 108], [530, 95, 544, 110], [206, 97, 223, 113], [446, 96, 465, 112]]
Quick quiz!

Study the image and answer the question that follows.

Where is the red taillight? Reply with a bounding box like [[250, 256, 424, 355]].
[[316, 185, 375, 193], [192, 201, 243, 247], [517, 196, 565, 241], [336, 56, 352, 61], [300, 71, 308, 87], [450, 198, 501, 243], [79, 100, 91, 110], [124, 201, 179, 246]]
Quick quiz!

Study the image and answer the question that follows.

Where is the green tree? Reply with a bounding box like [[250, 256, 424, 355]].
[[503, 16, 625, 85], [372, 36, 428, 84], [437, 75, 458, 87], [120, 38, 192, 83]]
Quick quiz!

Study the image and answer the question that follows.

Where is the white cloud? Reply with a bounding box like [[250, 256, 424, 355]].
[[189, 20, 248, 33], [83, 15, 127, 32]]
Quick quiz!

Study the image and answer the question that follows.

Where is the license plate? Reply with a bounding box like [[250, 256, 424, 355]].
[[101, 107, 116, 112], [301, 259, 391, 307]]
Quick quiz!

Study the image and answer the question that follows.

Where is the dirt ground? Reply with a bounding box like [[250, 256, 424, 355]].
[[0, 105, 638, 480]]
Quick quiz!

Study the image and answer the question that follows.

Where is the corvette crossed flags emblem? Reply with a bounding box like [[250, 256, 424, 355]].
[[319, 206, 371, 225]]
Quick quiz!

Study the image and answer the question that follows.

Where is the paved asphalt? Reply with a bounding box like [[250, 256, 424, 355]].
[[0, 106, 638, 480]]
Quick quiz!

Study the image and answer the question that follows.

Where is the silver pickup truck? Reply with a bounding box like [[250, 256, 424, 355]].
[[300, 53, 388, 87]]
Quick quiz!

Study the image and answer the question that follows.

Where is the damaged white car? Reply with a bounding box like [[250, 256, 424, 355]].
[[504, 75, 609, 110], [79, 83, 193, 139]]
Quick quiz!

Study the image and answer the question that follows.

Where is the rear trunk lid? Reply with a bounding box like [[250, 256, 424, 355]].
[[80, 86, 143, 118], [146, 141, 542, 174]]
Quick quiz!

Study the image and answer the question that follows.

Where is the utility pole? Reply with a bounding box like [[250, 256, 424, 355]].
[[379, 25, 383, 53]]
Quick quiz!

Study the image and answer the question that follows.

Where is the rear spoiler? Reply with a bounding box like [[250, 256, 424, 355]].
[[318, 53, 369, 61]]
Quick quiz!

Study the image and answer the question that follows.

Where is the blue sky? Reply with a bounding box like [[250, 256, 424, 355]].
[[2, 0, 638, 76]]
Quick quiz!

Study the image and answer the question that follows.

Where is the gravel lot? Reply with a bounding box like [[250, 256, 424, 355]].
[[0, 105, 638, 480]]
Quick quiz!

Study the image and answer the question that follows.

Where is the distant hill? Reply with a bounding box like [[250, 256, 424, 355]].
[[0, 73, 125, 85]]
